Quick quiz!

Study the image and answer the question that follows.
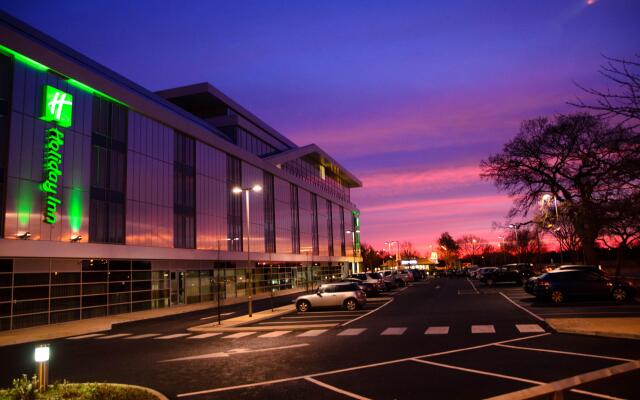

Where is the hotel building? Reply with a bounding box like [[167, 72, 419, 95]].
[[0, 11, 362, 331]]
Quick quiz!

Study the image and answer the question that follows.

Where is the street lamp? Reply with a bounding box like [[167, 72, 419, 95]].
[[508, 224, 521, 263], [498, 236, 506, 264], [232, 184, 262, 317], [541, 193, 563, 264], [471, 238, 477, 266], [384, 240, 400, 267], [346, 230, 360, 273], [34, 344, 50, 391]]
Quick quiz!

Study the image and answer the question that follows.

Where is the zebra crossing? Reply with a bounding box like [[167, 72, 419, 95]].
[[66, 323, 545, 341]]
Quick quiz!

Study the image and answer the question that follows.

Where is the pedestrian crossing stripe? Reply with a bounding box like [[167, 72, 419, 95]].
[[66, 324, 545, 340]]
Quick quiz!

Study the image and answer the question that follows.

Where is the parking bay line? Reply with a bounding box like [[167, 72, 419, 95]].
[[466, 277, 480, 294], [283, 314, 362, 319], [67, 333, 106, 340], [176, 333, 551, 398], [96, 333, 132, 339], [341, 298, 394, 327], [304, 376, 371, 400], [126, 333, 162, 339], [258, 320, 346, 325], [495, 343, 633, 362], [500, 292, 545, 322], [381, 327, 407, 335]]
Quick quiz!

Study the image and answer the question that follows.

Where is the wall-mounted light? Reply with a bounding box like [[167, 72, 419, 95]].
[[16, 231, 31, 240], [70, 234, 82, 242]]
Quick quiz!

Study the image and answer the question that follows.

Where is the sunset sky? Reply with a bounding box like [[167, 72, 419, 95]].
[[6, 0, 640, 255]]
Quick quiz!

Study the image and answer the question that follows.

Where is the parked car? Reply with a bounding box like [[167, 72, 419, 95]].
[[553, 265, 606, 275], [380, 270, 404, 288], [349, 272, 386, 292], [467, 265, 481, 278], [529, 270, 636, 304], [295, 282, 367, 312], [480, 266, 523, 286], [398, 269, 414, 283], [343, 277, 378, 297], [410, 269, 425, 281], [475, 267, 497, 280]]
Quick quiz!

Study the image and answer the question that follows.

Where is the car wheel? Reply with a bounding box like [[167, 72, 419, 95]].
[[612, 288, 627, 302], [344, 298, 358, 311], [550, 290, 564, 304], [296, 300, 311, 312], [486, 278, 493, 286]]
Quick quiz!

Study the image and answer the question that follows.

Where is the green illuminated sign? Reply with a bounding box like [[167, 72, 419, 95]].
[[352, 210, 361, 254], [40, 128, 65, 224], [41, 85, 73, 127]]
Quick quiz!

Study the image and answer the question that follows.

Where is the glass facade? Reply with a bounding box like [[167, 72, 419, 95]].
[[0, 38, 360, 331], [282, 157, 351, 202]]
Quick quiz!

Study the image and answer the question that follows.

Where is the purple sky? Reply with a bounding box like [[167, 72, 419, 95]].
[[5, 0, 640, 254]]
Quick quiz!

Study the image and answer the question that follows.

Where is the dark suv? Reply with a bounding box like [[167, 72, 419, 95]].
[[529, 269, 635, 303], [480, 265, 524, 286]]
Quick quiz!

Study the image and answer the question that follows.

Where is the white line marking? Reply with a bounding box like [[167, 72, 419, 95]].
[[515, 324, 545, 333], [500, 292, 544, 321], [569, 389, 625, 400], [258, 320, 345, 324], [304, 376, 371, 400], [297, 329, 328, 337], [258, 331, 291, 338], [284, 314, 361, 319], [341, 298, 394, 327], [67, 333, 105, 340], [155, 333, 192, 339], [471, 325, 495, 334], [162, 343, 309, 362], [411, 358, 542, 384], [188, 333, 223, 339], [96, 333, 132, 339], [222, 331, 256, 339], [495, 344, 633, 362], [126, 333, 161, 339], [381, 327, 407, 336], [175, 333, 551, 398], [338, 328, 367, 336], [200, 312, 235, 320], [425, 326, 449, 335], [296, 310, 365, 314], [466, 277, 479, 294]]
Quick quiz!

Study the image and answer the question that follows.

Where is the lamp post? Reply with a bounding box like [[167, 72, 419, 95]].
[[498, 236, 506, 264], [471, 238, 477, 265], [508, 224, 521, 263], [34, 344, 49, 391], [232, 184, 262, 317], [346, 230, 359, 273], [384, 240, 399, 268], [541, 194, 563, 264]]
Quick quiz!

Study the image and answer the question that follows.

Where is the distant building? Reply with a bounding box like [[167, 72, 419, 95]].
[[0, 11, 361, 330]]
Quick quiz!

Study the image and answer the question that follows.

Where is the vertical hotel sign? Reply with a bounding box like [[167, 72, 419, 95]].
[[40, 85, 72, 224]]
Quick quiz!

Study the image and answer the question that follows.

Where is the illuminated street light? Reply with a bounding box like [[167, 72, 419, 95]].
[[346, 230, 360, 273], [384, 240, 400, 268], [541, 193, 563, 264], [231, 185, 264, 317]]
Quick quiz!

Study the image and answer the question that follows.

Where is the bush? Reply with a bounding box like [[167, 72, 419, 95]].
[[0, 378, 158, 400]]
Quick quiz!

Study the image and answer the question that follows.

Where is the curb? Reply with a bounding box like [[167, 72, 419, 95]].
[[105, 383, 169, 400]]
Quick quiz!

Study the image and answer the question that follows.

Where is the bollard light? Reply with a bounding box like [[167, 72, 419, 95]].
[[34, 345, 49, 362], [34, 344, 50, 391]]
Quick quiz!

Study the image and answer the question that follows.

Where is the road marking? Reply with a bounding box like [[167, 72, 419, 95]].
[[338, 328, 367, 336], [161, 343, 309, 363], [200, 312, 235, 320], [222, 331, 256, 339], [297, 329, 328, 337], [258, 331, 292, 338], [466, 277, 480, 294], [258, 320, 345, 324], [304, 376, 371, 400], [411, 358, 542, 385], [515, 324, 545, 333], [495, 344, 634, 362], [381, 327, 407, 335], [67, 333, 106, 340], [284, 314, 361, 319], [499, 292, 545, 322], [126, 333, 161, 339], [341, 298, 394, 327], [296, 310, 365, 314], [471, 325, 495, 334], [188, 333, 223, 339], [176, 332, 551, 398], [96, 333, 132, 339], [155, 333, 192, 339], [425, 326, 449, 335]]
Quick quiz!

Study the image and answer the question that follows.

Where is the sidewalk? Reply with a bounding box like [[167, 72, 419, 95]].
[[0, 287, 305, 347], [546, 317, 640, 340], [188, 304, 305, 332]]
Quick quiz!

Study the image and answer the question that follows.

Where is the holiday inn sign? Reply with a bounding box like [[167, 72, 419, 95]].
[[40, 85, 72, 224]]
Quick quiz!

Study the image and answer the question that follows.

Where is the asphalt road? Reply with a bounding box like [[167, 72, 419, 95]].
[[1, 277, 639, 399]]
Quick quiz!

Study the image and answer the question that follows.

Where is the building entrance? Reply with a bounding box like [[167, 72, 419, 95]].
[[170, 271, 185, 305]]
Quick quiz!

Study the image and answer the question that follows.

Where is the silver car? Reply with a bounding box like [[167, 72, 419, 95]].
[[295, 282, 367, 312]]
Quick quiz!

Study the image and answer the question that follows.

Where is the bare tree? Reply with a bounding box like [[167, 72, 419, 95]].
[[400, 241, 420, 259], [480, 113, 640, 264], [456, 234, 484, 264], [437, 232, 460, 267], [572, 55, 640, 128]]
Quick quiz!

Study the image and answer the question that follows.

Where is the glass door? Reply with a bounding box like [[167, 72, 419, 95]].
[[170, 271, 185, 305]]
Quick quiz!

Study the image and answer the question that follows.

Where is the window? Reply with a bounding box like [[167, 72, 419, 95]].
[[0, 53, 11, 238], [227, 156, 242, 251], [290, 184, 300, 254], [174, 132, 196, 248], [311, 194, 319, 256], [263, 172, 275, 253], [89, 97, 127, 243]]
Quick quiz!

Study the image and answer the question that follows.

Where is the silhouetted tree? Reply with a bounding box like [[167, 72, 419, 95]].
[[360, 243, 384, 270], [400, 241, 420, 259], [437, 232, 460, 266], [481, 113, 640, 264], [456, 234, 484, 265]]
